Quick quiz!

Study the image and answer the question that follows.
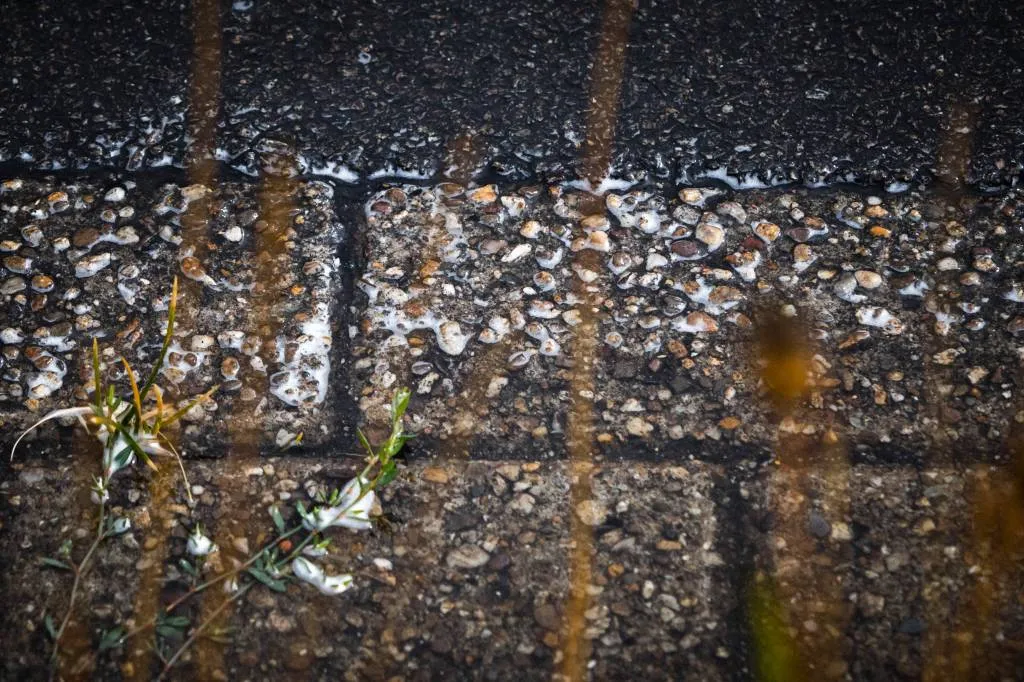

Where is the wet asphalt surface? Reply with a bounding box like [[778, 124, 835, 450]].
[[4, 0, 1024, 188]]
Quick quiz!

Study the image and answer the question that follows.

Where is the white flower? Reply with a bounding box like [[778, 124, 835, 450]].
[[186, 526, 217, 556], [301, 477, 375, 532], [110, 517, 131, 535], [291, 557, 354, 596], [302, 545, 329, 558], [90, 478, 110, 505]]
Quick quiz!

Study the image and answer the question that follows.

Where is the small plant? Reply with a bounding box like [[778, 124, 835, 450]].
[[117, 386, 413, 677], [11, 273, 413, 677], [10, 277, 215, 672]]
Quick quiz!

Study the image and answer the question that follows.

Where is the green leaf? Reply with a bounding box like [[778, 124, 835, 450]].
[[382, 433, 414, 460], [356, 428, 374, 458], [377, 460, 398, 488], [44, 614, 57, 640], [91, 412, 156, 472], [269, 506, 286, 534], [160, 615, 190, 629], [247, 567, 287, 592], [156, 625, 182, 640], [178, 558, 197, 577], [98, 626, 125, 651], [114, 446, 133, 469], [40, 557, 71, 571], [390, 387, 411, 422]]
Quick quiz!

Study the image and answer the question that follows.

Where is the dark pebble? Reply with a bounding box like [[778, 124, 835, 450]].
[[808, 511, 831, 539]]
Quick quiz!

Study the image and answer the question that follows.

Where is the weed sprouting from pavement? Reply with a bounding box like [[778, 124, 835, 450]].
[[12, 274, 412, 677], [116, 386, 413, 678], [11, 277, 220, 676]]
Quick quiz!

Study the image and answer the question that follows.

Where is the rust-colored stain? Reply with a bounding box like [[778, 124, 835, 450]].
[[191, 150, 299, 679], [923, 438, 1024, 681], [376, 134, 502, 460], [558, 0, 634, 679], [126, 0, 228, 677], [919, 104, 1022, 681], [935, 102, 979, 201], [123, 466, 179, 681], [753, 307, 851, 680]]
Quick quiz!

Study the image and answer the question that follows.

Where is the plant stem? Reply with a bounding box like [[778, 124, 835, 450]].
[[120, 525, 305, 643], [275, 533, 316, 568], [50, 500, 106, 670], [156, 583, 252, 680], [155, 528, 318, 675], [357, 454, 380, 486], [174, 525, 304, 606]]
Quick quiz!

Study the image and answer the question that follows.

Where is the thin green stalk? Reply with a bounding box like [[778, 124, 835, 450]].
[[156, 584, 252, 680], [49, 500, 106, 671], [120, 525, 305, 644], [138, 277, 178, 409]]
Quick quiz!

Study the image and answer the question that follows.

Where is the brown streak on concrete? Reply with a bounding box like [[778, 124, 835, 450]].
[[194, 151, 300, 680], [54, 436, 105, 680], [128, 0, 224, 676], [757, 308, 851, 679], [558, 1, 634, 678], [124, 466, 179, 681]]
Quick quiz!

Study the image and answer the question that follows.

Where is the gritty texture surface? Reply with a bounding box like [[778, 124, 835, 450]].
[[2, 458, 1023, 680], [0, 173, 349, 455], [5, 0, 1024, 676], [3, 0, 1024, 188], [354, 181, 1024, 463], [3, 169, 1024, 680]]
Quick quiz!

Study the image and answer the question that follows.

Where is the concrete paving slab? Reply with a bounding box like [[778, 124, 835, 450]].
[[0, 170, 353, 456], [4, 456, 1023, 680]]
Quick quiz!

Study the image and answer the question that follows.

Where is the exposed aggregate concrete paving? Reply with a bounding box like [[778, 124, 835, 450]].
[[6, 0, 1024, 676], [0, 171, 353, 455], [354, 181, 1024, 465], [3, 172, 1024, 680], [2, 458, 1024, 680]]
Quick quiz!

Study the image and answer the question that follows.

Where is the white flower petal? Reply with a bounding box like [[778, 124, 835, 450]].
[[186, 528, 217, 556], [319, 574, 354, 595], [302, 545, 329, 558], [301, 477, 375, 532], [291, 557, 353, 596], [291, 556, 324, 584]]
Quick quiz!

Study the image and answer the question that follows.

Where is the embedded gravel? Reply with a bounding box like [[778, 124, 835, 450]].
[[3, 0, 1024, 188]]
